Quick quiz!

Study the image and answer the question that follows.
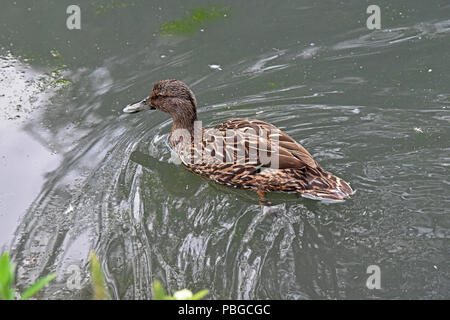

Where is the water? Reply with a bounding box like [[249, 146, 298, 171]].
[[1, 0, 449, 299]]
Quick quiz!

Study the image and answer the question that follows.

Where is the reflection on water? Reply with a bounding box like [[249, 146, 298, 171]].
[[1, 0, 449, 299], [0, 52, 63, 249]]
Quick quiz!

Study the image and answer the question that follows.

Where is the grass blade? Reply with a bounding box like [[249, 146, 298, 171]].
[[20, 273, 56, 300], [90, 252, 110, 300], [191, 289, 209, 300], [152, 280, 174, 300], [0, 252, 15, 300]]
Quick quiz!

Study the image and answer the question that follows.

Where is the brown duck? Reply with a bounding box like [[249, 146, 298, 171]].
[[123, 79, 353, 204]]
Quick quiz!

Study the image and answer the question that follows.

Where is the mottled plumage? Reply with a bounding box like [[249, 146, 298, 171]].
[[124, 79, 353, 203]]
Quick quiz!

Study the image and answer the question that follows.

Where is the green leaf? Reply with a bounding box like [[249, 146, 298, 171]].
[[90, 252, 110, 300], [20, 273, 56, 300], [152, 280, 166, 300], [152, 280, 174, 300], [191, 289, 209, 300], [0, 252, 16, 300]]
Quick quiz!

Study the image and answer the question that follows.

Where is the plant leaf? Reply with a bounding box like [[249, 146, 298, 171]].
[[20, 273, 56, 300], [152, 280, 175, 300], [90, 252, 110, 300], [0, 252, 16, 300], [191, 289, 209, 300], [152, 280, 166, 300]]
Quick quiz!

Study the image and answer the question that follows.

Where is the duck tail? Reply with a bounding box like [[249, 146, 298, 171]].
[[301, 168, 354, 202]]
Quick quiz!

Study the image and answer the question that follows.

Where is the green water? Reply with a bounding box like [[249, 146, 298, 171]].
[[0, 0, 449, 299]]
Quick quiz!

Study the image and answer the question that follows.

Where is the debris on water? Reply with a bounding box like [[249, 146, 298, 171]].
[[209, 64, 222, 71], [0, 52, 63, 121], [50, 49, 62, 59], [64, 204, 74, 215], [414, 127, 424, 133]]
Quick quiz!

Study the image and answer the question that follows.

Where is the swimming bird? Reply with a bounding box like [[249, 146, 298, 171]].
[[123, 79, 353, 204]]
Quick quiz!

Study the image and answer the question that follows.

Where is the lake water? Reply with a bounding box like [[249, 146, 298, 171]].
[[0, 0, 449, 299]]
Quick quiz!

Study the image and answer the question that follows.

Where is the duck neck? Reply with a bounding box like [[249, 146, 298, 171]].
[[167, 100, 198, 147], [169, 119, 197, 148], [171, 114, 197, 134]]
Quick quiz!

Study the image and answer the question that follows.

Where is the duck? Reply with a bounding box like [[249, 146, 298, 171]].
[[123, 79, 353, 204]]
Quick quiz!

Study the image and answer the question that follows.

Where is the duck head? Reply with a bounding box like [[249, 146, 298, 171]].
[[123, 79, 198, 132]]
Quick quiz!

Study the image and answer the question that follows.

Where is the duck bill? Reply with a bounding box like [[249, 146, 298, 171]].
[[122, 97, 156, 113]]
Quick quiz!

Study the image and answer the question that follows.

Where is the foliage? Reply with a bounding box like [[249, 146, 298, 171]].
[[0, 252, 56, 300], [89, 252, 110, 300], [1, 251, 207, 300], [152, 280, 209, 300]]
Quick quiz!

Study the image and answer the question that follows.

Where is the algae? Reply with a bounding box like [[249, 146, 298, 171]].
[[160, 6, 230, 36]]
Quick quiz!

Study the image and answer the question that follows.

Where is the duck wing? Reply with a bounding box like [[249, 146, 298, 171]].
[[212, 118, 317, 169]]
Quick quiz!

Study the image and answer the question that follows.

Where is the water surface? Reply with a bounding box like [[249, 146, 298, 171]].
[[0, 0, 449, 299]]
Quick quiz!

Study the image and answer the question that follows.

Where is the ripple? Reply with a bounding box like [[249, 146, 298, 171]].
[[332, 28, 413, 50], [331, 18, 450, 56], [5, 6, 450, 300], [242, 51, 290, 75]]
